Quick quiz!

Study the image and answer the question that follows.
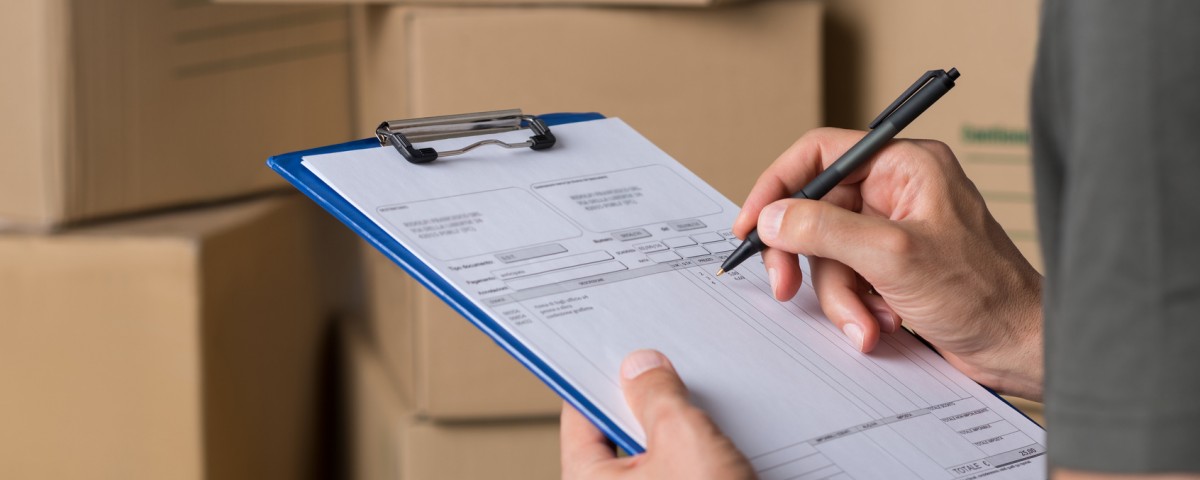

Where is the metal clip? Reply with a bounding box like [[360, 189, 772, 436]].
[[376, 109, 557, 164]]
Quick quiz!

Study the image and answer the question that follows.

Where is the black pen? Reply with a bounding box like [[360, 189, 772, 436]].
[[717, 67, 960, 276]]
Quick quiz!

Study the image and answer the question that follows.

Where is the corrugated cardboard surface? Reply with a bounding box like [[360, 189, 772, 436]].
[[0, 0, 69, 224], [344, 322, 560, 480], [0, 0, 354, 228], [824, 0, 1043, 270], [354, 0, 823, 204], [0, 195, 358, 479], [363, 246, 563, 420]]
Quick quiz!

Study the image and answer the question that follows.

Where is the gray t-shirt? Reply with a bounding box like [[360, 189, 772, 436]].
[[1031, 0, 1200, 473]]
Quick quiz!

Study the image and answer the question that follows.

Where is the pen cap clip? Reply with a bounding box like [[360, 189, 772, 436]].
[[868, 68, 958, 129]]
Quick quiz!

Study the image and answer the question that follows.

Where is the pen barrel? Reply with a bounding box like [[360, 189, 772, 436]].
[[799, 123, 897, 200], [744, 229, 761, 247], [796, 69, 955, 201]]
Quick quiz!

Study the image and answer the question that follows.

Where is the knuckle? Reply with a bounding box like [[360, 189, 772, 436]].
[[765, 202, 815, 250], [913, 140, 961, 171], [635, 367, 680, 391], [877, 227, 916, 256], [655, 403, 710, 433], [792, 127, 840, 152], [646, 396, 691, 425], [805, 201, 837, 240], [891, 140, 929, 161], [778, 201, 835, 255], [918, 139, 955, 159], [782, 200, 821, 233], [796, 128, 827, 146], [679, 407, 715, 430]]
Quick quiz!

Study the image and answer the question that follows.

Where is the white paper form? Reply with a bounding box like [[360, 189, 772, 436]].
[[305, 118, 1046, 480]]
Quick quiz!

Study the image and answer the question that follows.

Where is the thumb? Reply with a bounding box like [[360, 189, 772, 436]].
[[619, 349, 693, 437], [756, 198, 912, 279]]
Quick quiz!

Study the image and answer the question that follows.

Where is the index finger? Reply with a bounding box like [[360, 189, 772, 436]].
[[733, 128, 875, 238]]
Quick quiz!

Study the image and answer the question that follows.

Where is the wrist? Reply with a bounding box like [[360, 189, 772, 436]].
[[976, 326, 1043, 401], [973, 275, 1045, 401]]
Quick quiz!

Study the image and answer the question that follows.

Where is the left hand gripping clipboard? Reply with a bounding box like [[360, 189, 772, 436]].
[[265, 109, 647, 453]]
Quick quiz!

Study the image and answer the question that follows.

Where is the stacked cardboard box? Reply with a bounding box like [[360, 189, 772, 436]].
[[349, 1, 824, 477], [344, 322, 561, 480], [0, 0, 353, 229], [824, 0, 1045, 422], [0, 1, 360, 478], [363, 248, 563, 420], [0, 195, 360, 479]]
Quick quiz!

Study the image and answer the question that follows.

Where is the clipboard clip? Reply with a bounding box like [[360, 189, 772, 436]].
[[376, 109, 557, 164]]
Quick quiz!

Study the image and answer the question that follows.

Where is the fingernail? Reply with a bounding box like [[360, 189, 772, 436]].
[[622, 350, 669, 380], [842, 324, 865, 351], [768, 267, 780, 300], [758, 202, 786, 241], [871, 307, 896, 332]]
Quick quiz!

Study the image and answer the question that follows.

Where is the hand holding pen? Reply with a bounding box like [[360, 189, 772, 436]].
[[718, 68, 960, 276], [720, 81, 1043, 401]]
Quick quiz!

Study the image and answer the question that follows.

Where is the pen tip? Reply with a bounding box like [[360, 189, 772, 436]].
[[715, 269, 725, 276]]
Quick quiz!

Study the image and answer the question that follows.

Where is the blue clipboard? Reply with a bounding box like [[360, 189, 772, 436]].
[[269, 110, 1043, 459], [268, 111, 648, 454]]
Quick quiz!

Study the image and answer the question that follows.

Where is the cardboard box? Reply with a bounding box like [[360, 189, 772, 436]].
[[345, 322, 561, 480], [353, 0, 823, 204], [0, 195, 359, 480], [362, 246, 563, 420], [824, 0, 1043, 269], [0, 0, 354, 229]]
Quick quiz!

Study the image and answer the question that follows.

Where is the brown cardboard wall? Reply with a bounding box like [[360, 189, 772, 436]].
[[0, 195, 359, 479], [0, 1, 355, 228]]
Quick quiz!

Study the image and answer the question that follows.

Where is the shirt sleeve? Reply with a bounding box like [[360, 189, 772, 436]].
[[1032, 0, 1200, 473]]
